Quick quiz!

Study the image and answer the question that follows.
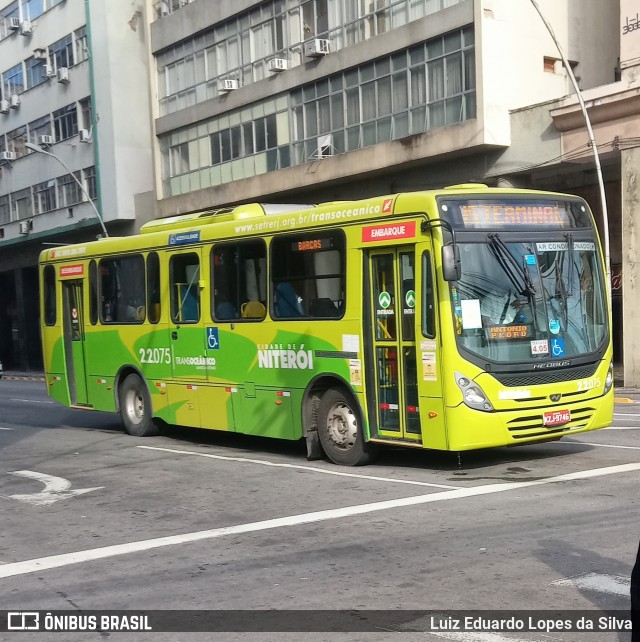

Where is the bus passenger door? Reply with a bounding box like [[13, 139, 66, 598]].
[[366, 248, 420, 443], [166, 250, 206, 427], [62, 280, 89, 405]]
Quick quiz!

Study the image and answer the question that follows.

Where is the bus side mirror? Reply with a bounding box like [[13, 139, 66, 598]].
[[442, 245, 461, 281]]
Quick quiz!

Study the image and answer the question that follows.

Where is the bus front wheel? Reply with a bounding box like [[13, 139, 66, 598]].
[[118, 374, 158, 437], [317, 388, 371, 466]]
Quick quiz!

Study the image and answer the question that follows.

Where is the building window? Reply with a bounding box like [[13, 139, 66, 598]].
[[83, 166, 97, 200], [7, 125, 27, 157], [0, 11, 15, 41], [79, 96, 92, 130], [11, 188, 33, 221], [75, 26, 88, 64], [0, 195, 10, 225], [50, 34, 74, 70], [2, 63, 24, 96], [169, 142, 190, 175], [53, 104, 78, 141], [28, 115, 53, 145], [26, 56, 48, 88], [23, 0, 45, 21], [57, 172, 83, 208], [33, 180, 57, 214]]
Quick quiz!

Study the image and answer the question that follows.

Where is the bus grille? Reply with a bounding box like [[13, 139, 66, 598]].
[[506, 406, 595, 439], [492, 364, 598, 387]]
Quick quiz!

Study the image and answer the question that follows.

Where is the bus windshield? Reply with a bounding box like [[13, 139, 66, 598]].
[[452, 237, 608, 363]]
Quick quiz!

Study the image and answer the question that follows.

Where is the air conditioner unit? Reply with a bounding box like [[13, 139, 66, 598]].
[[78, 129, 92, 143], [19, 20, 32, 35], [8, 17, 20, 30], [269, 58, 288, 72], [304, 38, 330, 58], [57, 66, 69, 83], [0, 151, 16, 162], [33, 47, 46, 59], [0, 100, 8, 114], [19, 220, 33, 234], [39, 134, 54, 146], [316, 134, 333, 159], [218, 78, 238, 92], [44, 64, 55, 78], [9, 94, 20, 109]]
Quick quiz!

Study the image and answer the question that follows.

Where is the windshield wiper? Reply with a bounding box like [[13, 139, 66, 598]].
[[564, 232, 574, 297], [487, 233, 536, 299]]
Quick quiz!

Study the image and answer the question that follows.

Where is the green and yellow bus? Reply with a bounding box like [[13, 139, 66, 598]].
[[40, 184, 613, 465]]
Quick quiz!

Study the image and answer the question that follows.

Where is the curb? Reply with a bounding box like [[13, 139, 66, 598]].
[[2, 375, 45, 381]]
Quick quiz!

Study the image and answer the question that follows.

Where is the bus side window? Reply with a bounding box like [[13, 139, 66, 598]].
[[89, 260, 98, 325], [422, 251, 435, 338], [271, 230, 345, 320], [100, 254, 145, 324], [170, 253, 200, 324], [147, 252, 161, 324], [212, 240, 266, 322], [43, 264, 56, 326]]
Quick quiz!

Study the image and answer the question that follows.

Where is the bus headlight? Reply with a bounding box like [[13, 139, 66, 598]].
[[455, 371, 494, 412], [603, 363, 614, 395]]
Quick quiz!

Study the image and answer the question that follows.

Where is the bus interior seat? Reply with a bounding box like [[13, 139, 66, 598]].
[[135, 305, 146, 321], [241, 300, 266, 319], [309, 297, 340, 318], [274, 282, 304, 317], [215, 302, 237, 320]]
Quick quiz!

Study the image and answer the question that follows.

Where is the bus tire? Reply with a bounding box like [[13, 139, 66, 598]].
[[118, 374, 158, 437], [317, 388, 371, 466]]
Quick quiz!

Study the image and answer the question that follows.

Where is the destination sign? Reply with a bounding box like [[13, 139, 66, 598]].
[[488, 324, 530, 341], [439, 199, 592, 230]]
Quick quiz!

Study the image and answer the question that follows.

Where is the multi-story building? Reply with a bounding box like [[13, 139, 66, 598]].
[[0, 0, 154, 370], [3, 0, 639, 386]]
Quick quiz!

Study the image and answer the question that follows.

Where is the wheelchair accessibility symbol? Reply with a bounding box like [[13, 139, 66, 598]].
[[551, 337, 565, 357], [206, 327, 219, 350]]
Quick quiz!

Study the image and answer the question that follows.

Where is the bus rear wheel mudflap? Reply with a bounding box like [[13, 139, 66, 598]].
[[317, 388, 372, 466], [118, 373, 159, 437]]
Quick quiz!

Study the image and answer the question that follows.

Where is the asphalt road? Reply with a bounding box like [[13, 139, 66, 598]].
[[0, 376, 638, 642]]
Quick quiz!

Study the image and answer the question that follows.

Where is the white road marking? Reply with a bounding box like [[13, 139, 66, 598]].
[[10, 398, 55, 404], [553, 572, 630, 596], [0, 427, 13, 431], [0, 462, 638, 579], [605, 426, 640, 430], [561, 440, 640, 451], [3, 471, 103, 506], [137, 445, 462, 490], [613, 413, 640, 417]]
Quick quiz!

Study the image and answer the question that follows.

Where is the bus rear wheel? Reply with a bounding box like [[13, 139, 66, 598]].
[[317, 388, 371, 466], [118, 374, 158, 437]]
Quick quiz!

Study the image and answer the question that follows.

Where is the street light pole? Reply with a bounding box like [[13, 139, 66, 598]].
[[529, 0, 610, 301], [25, 141, 109, 238]]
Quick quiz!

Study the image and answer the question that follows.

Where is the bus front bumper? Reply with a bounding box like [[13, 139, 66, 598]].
[[445, 390, 614, 451]]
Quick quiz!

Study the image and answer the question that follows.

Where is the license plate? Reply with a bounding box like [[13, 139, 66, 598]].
[[543, 409, 571, 427]]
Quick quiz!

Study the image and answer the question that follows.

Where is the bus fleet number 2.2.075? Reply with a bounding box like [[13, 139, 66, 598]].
[[138, 347, 171, 365]]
